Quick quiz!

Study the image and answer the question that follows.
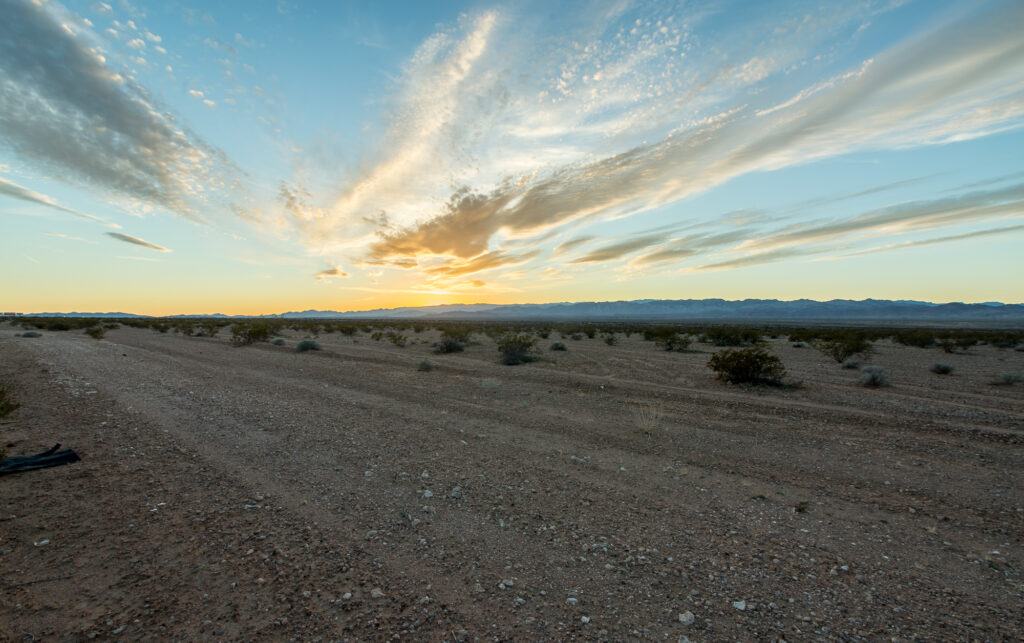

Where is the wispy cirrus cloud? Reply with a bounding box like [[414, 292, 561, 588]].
[[286, 0, 1024, 284], [105, 231, 170, 252], [0, 176, 120, 228], [0, 0, 238, 219]]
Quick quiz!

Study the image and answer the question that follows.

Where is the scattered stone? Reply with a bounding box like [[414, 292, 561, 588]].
[[342, 592, 352, 600], [581, 616, 590, 624], [732, 600, 746, 611], [422, 490, 433, 499], [679, 611, 695, 626], [566, 597, 579, 605], [570, 455, 587, 464], [370, 587, 385, 599]]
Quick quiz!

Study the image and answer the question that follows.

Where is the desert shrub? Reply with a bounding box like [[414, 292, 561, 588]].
[[270, 338, 286, 346], [931, 363, 953, 375], [0, 383, 20, 419], [570, 333, 583, 341], [195, 322, 221, 337], [991, 372, 1022, 386], [417, 359, 435, 372], [550, 341, 567, 351], [841, 358, 861, 369], [104, 323, 120, 330], [791, 341, 807, 348], [84, 326, 105, 340], [603, 333, 618, 346], [706, 326, 762, 346], [387, 331, 408, 347], [231, 322, 272, 346], [296, 339, 321, 352], [648, 327, 691, 352], [583, 328, 596, 339], [707, 347, 785, 385], [818, 333, 872, 363], [537, 328, 551, 339], [859, 365, 890, 387], [434, 331, 466, 354], [892, 329, 935, 348], [20, 331, 42, 338], [497, 332, 538, 365], [370, 331, 384, 341]]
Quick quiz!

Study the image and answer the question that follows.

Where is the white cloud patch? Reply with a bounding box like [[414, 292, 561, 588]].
[[0, 0, 239, 219]]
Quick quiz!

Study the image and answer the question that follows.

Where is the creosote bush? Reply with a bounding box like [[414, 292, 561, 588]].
[[296, 339, 322, 352], [818, 334, 872, 363], [20, 331, 42, 338], [84, 326, 105, 340], [231, 322, 274, 346], [707, 347, 785, 385], [497, 332, 538, 365], [270, 338, 286, 346], [549, 341, 567, 351], [931, 363, 953, 375], [859, 365, 890, 388]]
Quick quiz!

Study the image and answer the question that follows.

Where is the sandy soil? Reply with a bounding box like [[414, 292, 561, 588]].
[[1, 325, 1022, 641]]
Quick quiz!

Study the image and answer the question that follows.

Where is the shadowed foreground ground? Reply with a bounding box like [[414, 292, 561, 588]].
[[1, 326, 1022, 640]]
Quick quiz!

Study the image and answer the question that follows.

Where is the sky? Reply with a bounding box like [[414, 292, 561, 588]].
[[1, 0, 1022, 315]]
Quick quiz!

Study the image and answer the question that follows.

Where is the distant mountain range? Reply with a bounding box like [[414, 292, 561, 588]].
[[16, 298, 1024, 325]]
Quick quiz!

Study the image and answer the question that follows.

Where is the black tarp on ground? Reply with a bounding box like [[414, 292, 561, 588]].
[[0, 444, 80, 475]]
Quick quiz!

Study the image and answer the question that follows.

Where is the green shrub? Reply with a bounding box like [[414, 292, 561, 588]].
[[417, 359, 435, 372], [296, 339, 321, 352], [231, 322, 272, 346], [387, 331, 408, 347], [991, 372, 1022, 386], [603, 333, 618, 346], [270, 338, 286, 346], [931, 363, 953, 375], [892, 329, 935, 348], [707, 347, 785, 384], [818, 334, 871, 363], [434, 337, 465, 354], [550, 341, 567, 351], [497, 332, 538, 365], [648, 327, 690, 351], [859, 365, 890, 387], [704, 326, 760, 347], [20, 331, 42, 338], [84, 326, 105, 340], [583, 328, 596, 339], [570, 333, 583, 341]]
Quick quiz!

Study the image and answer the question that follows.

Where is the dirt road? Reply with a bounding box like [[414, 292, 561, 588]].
[[2, 326, 1022, 640]]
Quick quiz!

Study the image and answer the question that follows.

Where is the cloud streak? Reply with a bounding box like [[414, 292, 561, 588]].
[[0, 176, 119, 227], [106, 231, 170, 252]]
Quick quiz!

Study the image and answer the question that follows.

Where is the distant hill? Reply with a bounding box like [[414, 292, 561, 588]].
[[282, 298, 1024, 324], [18, 299, 1024, 325]]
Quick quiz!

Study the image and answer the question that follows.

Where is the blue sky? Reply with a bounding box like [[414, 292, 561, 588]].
[[1, 0, 1022, 314]]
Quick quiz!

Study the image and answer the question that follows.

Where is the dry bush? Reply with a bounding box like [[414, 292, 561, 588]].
[[707, 347, 785, 385]]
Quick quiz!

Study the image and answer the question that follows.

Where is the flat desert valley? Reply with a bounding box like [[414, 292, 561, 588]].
[[1, 324, 1022, 640]]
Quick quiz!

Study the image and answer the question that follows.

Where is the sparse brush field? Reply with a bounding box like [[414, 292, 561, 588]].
[[1, 321, 1023, 640]]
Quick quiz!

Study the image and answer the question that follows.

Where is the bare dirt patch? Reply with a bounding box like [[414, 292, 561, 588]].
[[2, 326, 1022, 640]]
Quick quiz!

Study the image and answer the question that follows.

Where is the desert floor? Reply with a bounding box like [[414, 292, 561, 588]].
[[1, 325, 1022, 641]]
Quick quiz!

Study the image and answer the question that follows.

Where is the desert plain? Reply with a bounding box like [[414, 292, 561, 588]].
[[1, 323, 1022, 641]]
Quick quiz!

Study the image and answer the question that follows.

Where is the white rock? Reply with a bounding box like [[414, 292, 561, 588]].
[[370, 587, 385, 599], [679, 611, 695, 626], [581, 616, 590, 624], [566, 597, 579, 605], [732, 600, 746, 611]]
